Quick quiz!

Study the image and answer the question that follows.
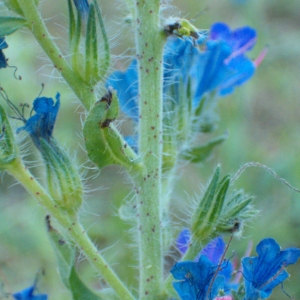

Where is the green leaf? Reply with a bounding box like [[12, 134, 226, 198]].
[[69, 267, 102, 300], [83, 90, 142, 171], [181, 135, 227, 163], [0, 17, 27, 36]]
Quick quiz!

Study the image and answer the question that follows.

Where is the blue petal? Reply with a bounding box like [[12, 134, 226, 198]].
[[0, 37, 8, 69], [72, 0, 89, 16], [13, 285, 48, 300], [201, 236, 226, 265], [106, 60, 139, 121], [164, 37, 200, 86], [242, 238, 300, 299], [176, 228, 191, 254], [219, 55, 255, 96], [192, 40, 232, 103], [210, 23, 256, 53], [171, 255, 225, 300]]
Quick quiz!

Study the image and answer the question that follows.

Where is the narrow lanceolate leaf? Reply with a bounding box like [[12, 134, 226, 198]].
[[83, 90, 142, 171], [181, 135, 227, 163], [0, 17, 27, 36]]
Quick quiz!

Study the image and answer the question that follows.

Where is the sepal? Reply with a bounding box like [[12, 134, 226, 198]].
[[85, 3, 99, 83], [83, 89, 142, 171], [0, 104, 19, 169]]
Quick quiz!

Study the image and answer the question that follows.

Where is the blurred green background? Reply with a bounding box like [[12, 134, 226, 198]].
[[1, 0, 300, 299]]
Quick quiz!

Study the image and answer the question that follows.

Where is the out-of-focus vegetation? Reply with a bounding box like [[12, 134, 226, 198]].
[[0, 0, 299, 299]]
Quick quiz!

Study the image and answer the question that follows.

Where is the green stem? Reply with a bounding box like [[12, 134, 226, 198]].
[[7, 159, 135, 300], [134, 1, 165, 299], [17, 0, 96, 110]]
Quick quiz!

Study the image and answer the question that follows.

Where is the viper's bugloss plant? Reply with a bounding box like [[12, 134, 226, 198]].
[[0, 1, 299, 300]]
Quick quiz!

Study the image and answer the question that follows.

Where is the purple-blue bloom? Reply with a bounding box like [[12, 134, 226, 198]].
[[242, 238, 300, 300], [171, 255, 225, 300], [176, 230, 235, 293], [16, 93, 60, 147], [0, 37, 8, 69], [13, 285, 48, 300]]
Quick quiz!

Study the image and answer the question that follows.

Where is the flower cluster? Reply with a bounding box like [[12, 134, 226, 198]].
[[107, 22, 262, 122], [172, 234, 300, 300]]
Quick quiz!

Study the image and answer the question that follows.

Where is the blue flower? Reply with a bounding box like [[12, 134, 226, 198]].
[[242, 238, 300, 300], [73, 0, 89, 17], [171, 255, 225, 300], [176, 230, 235, 293], [0, 37, 8, 69], [16, 93, 60, 147], [107, 22, 260, 120], [208, 23, 257, 96], [13, 285, 48, 300]]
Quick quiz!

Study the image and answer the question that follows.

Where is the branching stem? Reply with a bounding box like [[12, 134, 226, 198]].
[[7, 159, 135, 300]]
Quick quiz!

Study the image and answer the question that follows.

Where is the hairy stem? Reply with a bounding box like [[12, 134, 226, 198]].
[[134, 1, 165, 299], [7, 159, 135, 300], [17, 0, 96, 110]]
